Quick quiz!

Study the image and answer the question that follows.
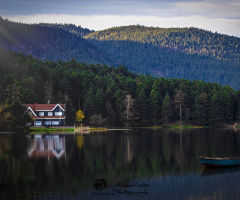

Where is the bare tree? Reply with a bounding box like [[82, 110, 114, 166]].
[[123, 94, 134, 127], [89, 114, 107, 127], [44, 82, 53, 103], [174, 90, 185, 125], [6, 82, 21, 105]]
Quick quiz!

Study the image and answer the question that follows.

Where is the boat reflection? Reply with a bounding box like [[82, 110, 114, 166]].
[[201, 166, 240, 177], [27, 135, 65, 159]]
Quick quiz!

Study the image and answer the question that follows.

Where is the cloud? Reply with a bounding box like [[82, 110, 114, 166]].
[[174, 2, 240, 19], [1, 0, 240, 37], [3, 14, 240, 37], [2, 0, 240, 18]]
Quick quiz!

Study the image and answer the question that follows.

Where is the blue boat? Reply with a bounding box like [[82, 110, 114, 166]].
[[198, 156, 240, 167]]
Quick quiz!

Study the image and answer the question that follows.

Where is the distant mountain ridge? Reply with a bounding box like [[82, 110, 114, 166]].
[[85, 25, 240, 62], [0, 17, 116, 65], [0, 18, 240, 89], [37, 23, 94, 37], [84, 25, 240, 89]]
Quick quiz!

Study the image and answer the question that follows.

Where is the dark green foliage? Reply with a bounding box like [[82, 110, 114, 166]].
[[0, 47, 240, 127], [37, 23, 94, 37], [161, 92, 173, 124], [0, 17, 115, 65], [94, 89, 106, 116], [209, 92, 224, 126], [85, 25, 240, 90], [86, 25, 240, 62], [236, 99, 240, 122], [65, 101, 76, 125], [1, 19, 240, 90], [2, 103, 33, 131], [193, 93, 209, 125], [149, 89, 161, 125], [83, 87, 95, 121], [136, 88, 151, 126], [220, 87, 234, 124]]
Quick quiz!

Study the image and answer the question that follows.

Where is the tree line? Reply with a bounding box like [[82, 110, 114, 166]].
[[1, 18, 240, 90], [85, 26, 240, 90], [85, 25, 240, 62], [0, 17, 114, 65], [1, 48, 240, 129]]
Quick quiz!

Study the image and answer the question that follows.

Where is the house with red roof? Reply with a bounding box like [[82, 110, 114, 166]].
[[28, 135, 65, 159], [24, 103, 65, 126]]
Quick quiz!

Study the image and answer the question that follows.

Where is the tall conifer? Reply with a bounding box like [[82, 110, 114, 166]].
[[83, 87, 95, 120], [136, 88, 151, 126], [161, 92, 173, 124], [209, 91, 223, 126], [149, 89, 161, 125]]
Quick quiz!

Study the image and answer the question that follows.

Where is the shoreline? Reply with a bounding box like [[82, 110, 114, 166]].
[[0, 124, 238, 134]]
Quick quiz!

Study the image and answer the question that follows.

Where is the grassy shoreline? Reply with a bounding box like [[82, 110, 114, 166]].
[[29, 125, 211, 133], [29, 127, 74, 132], [29, 127, 107, 133]]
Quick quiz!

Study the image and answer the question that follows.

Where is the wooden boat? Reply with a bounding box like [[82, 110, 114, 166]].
[[198, 156, 240, 167]]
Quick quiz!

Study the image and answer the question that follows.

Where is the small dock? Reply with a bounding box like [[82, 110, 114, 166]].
[[74, 124, 90, 132]]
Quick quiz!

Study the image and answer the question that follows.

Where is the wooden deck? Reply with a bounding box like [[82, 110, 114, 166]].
[[74, 124, 90, 132]]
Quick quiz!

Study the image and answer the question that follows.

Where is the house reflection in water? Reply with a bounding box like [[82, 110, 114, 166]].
[[28, 135, 66, 159]]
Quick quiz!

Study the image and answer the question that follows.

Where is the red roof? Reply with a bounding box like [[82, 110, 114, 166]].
[[28, 150, 65, 159], [24, 103, 65, 111]]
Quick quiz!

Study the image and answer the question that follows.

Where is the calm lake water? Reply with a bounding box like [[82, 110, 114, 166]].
[[1, 128, 240, 200]]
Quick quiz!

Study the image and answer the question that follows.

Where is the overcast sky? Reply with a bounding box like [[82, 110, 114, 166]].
[[1, 0, 240, 37]]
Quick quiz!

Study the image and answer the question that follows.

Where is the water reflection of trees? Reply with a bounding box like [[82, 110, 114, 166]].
[[1, 129, 240, 199]]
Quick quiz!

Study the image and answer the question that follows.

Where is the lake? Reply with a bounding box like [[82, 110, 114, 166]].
[[1, 128, 240, 200]]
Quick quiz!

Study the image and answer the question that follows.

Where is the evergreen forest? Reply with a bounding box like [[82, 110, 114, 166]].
[[85, 26, 240, 90], [0, 17, 115, 66], [1, 18, 240, 90], [1, 47, 240, 129]]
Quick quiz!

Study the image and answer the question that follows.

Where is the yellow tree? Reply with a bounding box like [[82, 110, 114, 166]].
[[75, 110, 85, 123]]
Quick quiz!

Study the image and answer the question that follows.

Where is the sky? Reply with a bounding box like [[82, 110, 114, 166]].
[[1, 0, 240, 37]]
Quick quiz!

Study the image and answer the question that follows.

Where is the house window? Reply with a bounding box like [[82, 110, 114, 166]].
[[45, 121, 51, 125], [52, 121, 60, 125], [55, 112, 62, 116], [39, 112, 44, 116], [35, 121, 42, 126], [48, 112, 53, 116]]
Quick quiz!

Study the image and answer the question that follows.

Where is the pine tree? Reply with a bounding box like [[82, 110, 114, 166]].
[[114, 90, 125, 126], [193, 93, 209, 125], [221, 91, 233, 124], [83, 87, 95, 120], [236, 99, 240, 123], [65, 101, 76, 125], [94, 89, 105, 116], [161, 92, 173, 124], [136, 88, 151, 126], [209, 91, 223, 126], [149, 89, 161, 125], [173, 90, 185, 125]]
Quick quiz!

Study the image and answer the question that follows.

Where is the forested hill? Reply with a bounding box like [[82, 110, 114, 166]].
[[1, 48, 240, 128], [85, 25, 240, 62], [1, 18, 240, 89], [85, 26, 240, 90], [37, 23, 94, 37], [0, 17, 115, 65]]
